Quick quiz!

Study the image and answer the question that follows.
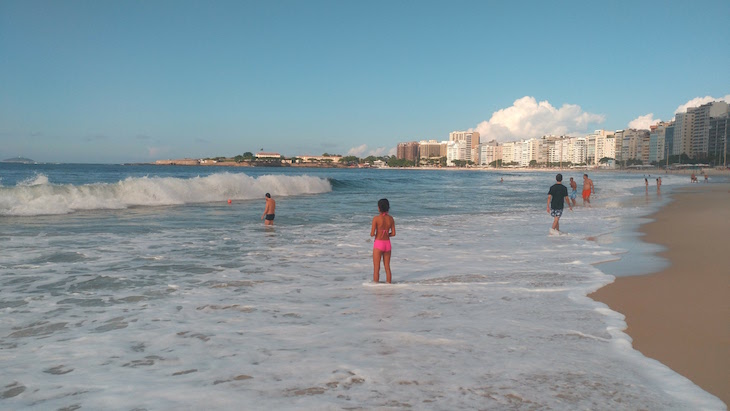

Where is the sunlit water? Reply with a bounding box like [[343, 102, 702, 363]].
[[0, 164, 725, 410]]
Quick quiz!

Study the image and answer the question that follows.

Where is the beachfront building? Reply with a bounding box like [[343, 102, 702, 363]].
[[298, 155, 342, 163], [256, 152, 282, 159], [663, 124, 675, 161], [418, 140, 447, 165], [449, 131, 480, 163], [613, 130, 624, 163], [479, 140, 501, 166], [689, 101, 730, 159], [620, 129, 650, 164], [708, 113, 729, 166], [586, 134, 596, 165], [570, 137, 587, 165], [589, 130, 615, 165], [512, 142, 524, 167], [649, 122, 672, 164], [446, 140, 467, 166], [501, 142, 516, 165], [396, 141, 420, 163], [520, 138, 539, 167], [673, 111, 693, 157]]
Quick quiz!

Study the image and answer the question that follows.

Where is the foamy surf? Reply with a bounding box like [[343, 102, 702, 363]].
[[0, 172, 331, 216]]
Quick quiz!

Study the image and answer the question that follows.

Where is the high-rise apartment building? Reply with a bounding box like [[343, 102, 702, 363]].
[[620, 129, 650, 163], [664, 124, 675, 160], [396, 141, 420, 163], [689, 101, 730, 159], [673, 112, 693, 157], [418, 140, 445, 160], [479, 140, 501, 166], [571, 137, 587, 164], [520, 138, 539, 166], [501, 142, 515, 165], [613, 130, 624, 162], [449, 131, 480, 163], [589, 130, 615, 164], [708, 114, 729, 165], [446, 140, 467, 166], [649, 122, 671, 163]]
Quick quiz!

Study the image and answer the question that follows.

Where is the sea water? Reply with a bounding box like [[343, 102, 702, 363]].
[[0, 164, 725, 410]]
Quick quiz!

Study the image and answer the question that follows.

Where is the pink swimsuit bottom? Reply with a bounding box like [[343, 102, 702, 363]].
[[373, 239, 392, 252]]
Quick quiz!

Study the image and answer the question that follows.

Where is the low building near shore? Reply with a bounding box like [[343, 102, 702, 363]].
[[297, 155, 342, 164], [155, 158, 201, 165], [255, 152, 282, 159]]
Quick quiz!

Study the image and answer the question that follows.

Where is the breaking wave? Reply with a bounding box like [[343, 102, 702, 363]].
[[0, 173, 332, 216]]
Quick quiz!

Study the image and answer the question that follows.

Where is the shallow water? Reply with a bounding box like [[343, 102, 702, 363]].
[[0, 164, 725, 410]]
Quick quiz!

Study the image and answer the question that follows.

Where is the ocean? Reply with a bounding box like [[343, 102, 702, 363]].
[[0, 163, 725, 410]]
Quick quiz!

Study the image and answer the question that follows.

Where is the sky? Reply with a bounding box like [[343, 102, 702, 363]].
[[1, 0, 729, 163]]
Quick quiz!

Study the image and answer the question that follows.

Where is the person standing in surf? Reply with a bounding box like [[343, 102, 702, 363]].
[[370, 198, 396, 284], [261, 193, 276, 225], [582, 173, 594, 207], [569, 177, 578, 207], [547, 174, 572, 234]]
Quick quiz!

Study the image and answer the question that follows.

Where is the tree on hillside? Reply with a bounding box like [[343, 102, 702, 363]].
[[387, 158, 414, 167], [339, 156, 360, 165], [242, 152, 254, 160]]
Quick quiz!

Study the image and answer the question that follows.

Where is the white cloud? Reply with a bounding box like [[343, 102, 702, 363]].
[[347, 144, 395, 157], [147, 146, 170, 158], [628, 113, 661, 130], [347, 144, 368, 157], [473, 96, 605, 142], [675, 94, 730, 114]]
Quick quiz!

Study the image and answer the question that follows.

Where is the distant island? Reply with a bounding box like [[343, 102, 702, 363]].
[[1, 157, 36, 164]]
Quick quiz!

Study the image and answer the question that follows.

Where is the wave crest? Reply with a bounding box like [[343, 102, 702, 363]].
[[0, 173, 331, 216]]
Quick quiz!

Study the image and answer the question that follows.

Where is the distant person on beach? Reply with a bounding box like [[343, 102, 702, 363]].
[[569, 177, 578, 206], [691, 173, 697, 183], [704, 174, 708, 183], [582, 174, 594, 207], [370, 198, 396, 284], [500, 177, 503, 183], [645, 177, 649, 192], [656, 178, 661, 192], [547, 174, 572, 234], [261, 193, 276, 225]]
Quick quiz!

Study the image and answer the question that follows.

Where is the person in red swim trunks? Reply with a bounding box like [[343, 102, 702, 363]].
[[370, 198, 396, 284], [582, 174, 594, 207]]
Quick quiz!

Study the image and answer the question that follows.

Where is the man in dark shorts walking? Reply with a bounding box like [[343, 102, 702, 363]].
[[547, 174, 572, 234]]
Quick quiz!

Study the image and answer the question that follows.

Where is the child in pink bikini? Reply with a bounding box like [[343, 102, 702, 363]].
[[370, 198, 396, 284]]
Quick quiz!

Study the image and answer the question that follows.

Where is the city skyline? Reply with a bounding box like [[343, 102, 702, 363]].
[[1, 0, 729, 164]]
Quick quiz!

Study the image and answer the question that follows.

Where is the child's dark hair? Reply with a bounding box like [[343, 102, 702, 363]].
[[378, 198, 390, 213]]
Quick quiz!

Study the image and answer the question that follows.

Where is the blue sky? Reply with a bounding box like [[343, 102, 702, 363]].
[[1, 0, 728, 163]]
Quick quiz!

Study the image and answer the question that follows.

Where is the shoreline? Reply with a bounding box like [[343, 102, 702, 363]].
[[590, 183, 730, 406]]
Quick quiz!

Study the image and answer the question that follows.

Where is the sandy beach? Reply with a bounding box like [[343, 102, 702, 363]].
[[591, 183, 730, 406]]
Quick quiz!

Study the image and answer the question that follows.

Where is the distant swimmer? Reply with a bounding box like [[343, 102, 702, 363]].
[[547, 173, 572, 234], [261, 193, 276, 225], [500, 177, 504, 183], [582, 174, 594, 207], [569, 177, 578, 207], [370, 198, 396, 284], [656, 177, 661, 193]]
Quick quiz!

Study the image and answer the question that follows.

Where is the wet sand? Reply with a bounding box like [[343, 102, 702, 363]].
[[590, 183, 730, 406]]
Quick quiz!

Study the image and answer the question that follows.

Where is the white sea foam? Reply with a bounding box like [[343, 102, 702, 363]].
[[0, 172, 331, 216]]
